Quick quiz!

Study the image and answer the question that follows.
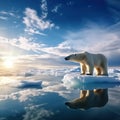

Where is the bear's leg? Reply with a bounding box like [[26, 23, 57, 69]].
[[80, 64, 87, 75], [96, 67, 102, 75], [101, 63, 108, 76], [87, 65, 94, 75], [102, 68, 108, 76]]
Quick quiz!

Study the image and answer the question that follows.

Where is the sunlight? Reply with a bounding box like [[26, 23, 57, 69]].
[[0, 77, 15, 85], [3, 57, 15, 68]]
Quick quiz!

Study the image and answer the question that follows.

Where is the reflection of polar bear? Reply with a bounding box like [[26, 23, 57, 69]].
[[65, 89, 108, 110], [65, 52, 108, 75]]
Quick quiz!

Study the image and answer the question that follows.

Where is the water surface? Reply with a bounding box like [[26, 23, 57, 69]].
[[0, 68, 120, 120]]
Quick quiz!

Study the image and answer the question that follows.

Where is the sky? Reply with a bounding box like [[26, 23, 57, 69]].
[[0, 0, 120, 75]]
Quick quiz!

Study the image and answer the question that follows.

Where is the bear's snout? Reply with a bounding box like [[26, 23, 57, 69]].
[[65, 102, 72, 108], [64, 57, 69, 60]]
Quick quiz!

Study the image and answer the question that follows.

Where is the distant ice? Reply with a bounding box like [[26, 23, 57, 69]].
[[0, 77, 42, 89], [17, 80, 42, 89], [0, 67, 120, 90]]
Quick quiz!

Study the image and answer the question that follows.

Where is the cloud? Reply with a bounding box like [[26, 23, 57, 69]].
[[106, 0, 120, 21], [0, 16, 7, 20], [106, 0, 120, 10], [0, 11, 15, 17], [51, 4, 62, 13], [23, 7, 55, 35], [0, 35, 47, 54], [0, 10, 20, 20], [62, 28, 117, 53], [41, 0, 48, 19], [1, 22, 120, 70], [25, 28, 47, 36], [58, 25, 120, 66], [11, 36, 45, 52], [36, 25, 118, 57], [35, 23, 120, 66], [43, 43, 78, 57], [0, 38, 67, 72]]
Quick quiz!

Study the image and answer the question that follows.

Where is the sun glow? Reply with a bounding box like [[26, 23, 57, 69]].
[[3, 57, 15, 68]]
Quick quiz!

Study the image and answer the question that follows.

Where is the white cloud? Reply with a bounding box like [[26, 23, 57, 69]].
[[0, 10, 20, 20], [106, 0, 120, 21], [40, 25, 120, 58], [0, 36, 46, 54], [37, 24, 120, 66], [23, 7, 55, 35], [52, 4, 62, 13], [0, 16, 7, 20], [24, 28, 46, 36], [43, 44, 78, 57], [11, 36, 45, 52], [0, 35, 68, 70], [0, 11, 15, 17], [59, 26, 120, 63], [63, 29, 115, 53], [41, 0, 48, 19], [1, 22, 120, 69]]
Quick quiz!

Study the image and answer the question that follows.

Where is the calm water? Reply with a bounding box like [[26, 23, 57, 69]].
[[0, 74, 120, 120]]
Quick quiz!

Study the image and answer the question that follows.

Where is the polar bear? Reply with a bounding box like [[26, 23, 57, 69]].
[[65, 52, 108, 75], [65, 89, 108, 110]]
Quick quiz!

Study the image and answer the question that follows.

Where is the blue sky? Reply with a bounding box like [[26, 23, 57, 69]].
[[0, 0, 120, 74]]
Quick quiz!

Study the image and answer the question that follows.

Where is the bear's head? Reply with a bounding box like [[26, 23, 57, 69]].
[[65, 53, 86, 62]]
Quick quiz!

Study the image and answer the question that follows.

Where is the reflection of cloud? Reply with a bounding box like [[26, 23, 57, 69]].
[[0, 64, 120, 103], [0, 67, 120, 119], [18, 89, 42, 102], [23, 105, 54, 120]]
